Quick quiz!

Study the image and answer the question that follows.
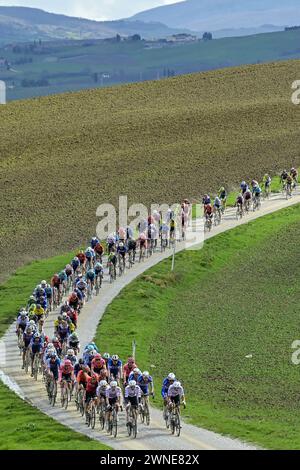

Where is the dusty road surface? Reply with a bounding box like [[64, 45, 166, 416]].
[[1, 190, 299, 450]]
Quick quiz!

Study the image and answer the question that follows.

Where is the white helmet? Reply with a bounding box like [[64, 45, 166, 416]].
[[142, 371, 150, 378], [47, 343, 54, 350], [110, 381, 118, 388], [168, 373, 176, 381], [129, 380, 136, 388], [173, 381, 181, 389], [133, 368, 141, 375], [112, 354, 119, 361], [67, 349, 74, 356], [99, 380, 107, 388]]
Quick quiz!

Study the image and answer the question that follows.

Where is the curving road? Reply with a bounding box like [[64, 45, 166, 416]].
[[1, 190, 299, 450]]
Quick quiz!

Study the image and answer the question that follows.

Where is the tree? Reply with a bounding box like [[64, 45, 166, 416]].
[[131, 34, 141, 42], [116, 34, 121, 42], [202, 32, 213, 41]]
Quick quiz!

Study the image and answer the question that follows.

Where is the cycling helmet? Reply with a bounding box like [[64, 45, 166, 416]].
[[241, 181, 246, 186], [83, 365, 90, 373], [119, 242, 124, 248], [94, 353, 102, 360], [220, 186, 225, 192], [52, 336, 58, 342], [110, 381, 118, 388], [142, 371, 150, 378], [173, 381, 181, 389], [50, 352, 57, 359], [57, 315, 63, 321], [20, 311, 27, 317], [99, 380, 107, 387], [64, 359, 72, 367], [133, 368, 141, 375], [129, 380, 136, 388], [168, 373, 176, 381], [34, 332, 40, 339], [103, 352, 110, 359], [127, 356, 135, 364], [67, 349, 74, 356], [47, 343, 54, 349], [41, 280, 47, 286], [29, 295, 35, 301], [112, 354, 119, 361], [70, 332, 78, 340]]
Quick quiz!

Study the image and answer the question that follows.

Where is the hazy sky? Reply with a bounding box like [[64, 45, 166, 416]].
[[0, 1, 184, 20]]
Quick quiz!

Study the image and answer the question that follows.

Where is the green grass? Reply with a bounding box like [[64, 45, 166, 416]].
[[0, 383, 109, 450], [95, 204, 300, 449]]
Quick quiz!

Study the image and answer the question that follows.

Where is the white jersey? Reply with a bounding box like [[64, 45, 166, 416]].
[[96, 385, 108, 398], [168, 384, 184, 398], [125, 384, 142, 398], [106, 385, 122, 400]]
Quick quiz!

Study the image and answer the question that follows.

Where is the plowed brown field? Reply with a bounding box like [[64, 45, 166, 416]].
[[1, 60, 300, 281]]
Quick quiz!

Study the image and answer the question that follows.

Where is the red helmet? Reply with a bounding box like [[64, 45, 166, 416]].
[[64, 359, 72, 368], [94, 353, 102, 360]]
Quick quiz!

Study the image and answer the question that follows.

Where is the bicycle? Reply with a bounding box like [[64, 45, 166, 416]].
[[236, 204, 243, 220], [95, 273, 103, 295], [75, 386, 85, 416], [118, 254, 126, 277], [60, 379, 71, 410], [108, 262, 116, 283], [24, 346, 31, 374], [252, 195, 261, 211], [107, 403, 118, 437], [17, 329, 24, 356], [139, 394, 151, 426], [139, 244, 146, 263], [86, 397, 97, 429], [127, 404, 138, 439], [286, 184, 292, 200], [214, 208, 222, 226], [98, 399, 106, 430], [169, 403, 181, 437], [32, 352, 41, 381], [204, 216, 213, 233], [47, 373, 57, 407]]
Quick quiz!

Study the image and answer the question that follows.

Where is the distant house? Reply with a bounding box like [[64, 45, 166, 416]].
[[167, 33, 197, 43], [0, 58, 9, 69], [285, 26, 300, 31]]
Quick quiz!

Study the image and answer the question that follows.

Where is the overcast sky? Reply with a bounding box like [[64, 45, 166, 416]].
[[0, 1, 184, 20]]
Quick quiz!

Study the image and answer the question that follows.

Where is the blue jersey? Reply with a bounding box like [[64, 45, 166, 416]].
[[91, 238, 99, 249], [108, 359, 122, 376], [137, 375, 153, 395], [47, 357, 61, 371], [30, 339, 43, 354], [71, 259, 80, 270], [86, 270, 95, 281], [128, 372, 142, 382], [161, 377, 173, 398]]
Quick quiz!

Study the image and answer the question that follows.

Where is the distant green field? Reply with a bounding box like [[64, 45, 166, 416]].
[[95, 204, 300, 449], [2, 29, 300, 101]]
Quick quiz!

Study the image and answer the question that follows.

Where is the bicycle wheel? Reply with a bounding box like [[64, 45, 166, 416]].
[[175, 411, 181, 437], [132, 415, 137, 439], [99, 406, 105, 430], [33, 355, 39, 381], [145, 402, 150, 426], [24, 349, 30, 374], [51, 381, 57, 407], [112, 409, 118, 438], [91, 403, 96, 429], [79, 391, 85, 416]]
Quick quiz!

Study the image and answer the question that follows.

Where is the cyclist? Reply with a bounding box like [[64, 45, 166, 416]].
[[125, 380, 142, 427], [291, 167, 298, 187], [86, 267, 96, 294], [202, 194, 211, 208], [94, 241, 104, 262], [85, 247, 95, 270], [107, 235, 116, 254], [161, 372, 176, 418], [90, 237, 99, 249], [252, 184, 262, 202], [45, 284, 53, 310], [76, 251, 86, 271], [213, 196, 222, 220], [138, 371, 154, 412], [74, 358, 85, 378], [280, 169, 288, 187], [68, 291, 81, 313], [57, 320, 72, 351], [77, 364, 90, 390], [218, 187, 227, 212], [123, 356, 137, 386], [27, 295, 36, 310], [91, 353, 107, 377], [65, 348, 77, 366], [107, 251, 117, 279], [84, 341, 99, 353], [169, 218, 176, 240], [68, 332, 80, 354], [46, 352, 61, 383], [251, 179, 259, 190], [22, 326, 34, 369], [16, 310, 29, 335], [263, 174, 272, 194], [71, 256, 81, 275], [29, 332, 44, 377], [204, 203, 213, 223], [128, 367, 142, 383], [167, 381, 186, 411], [236, 193, 244, 215], [106, 381, 122, 423], [244, 187, 252, 211], [117, 242, 127, 271], [138, 232, 147, 258], [84, 373, 99, 422], [32, 303, 45, 323], [108, 355, 123, 383], [59, 359, 75, 394], [52, 336, 62, 357], [240, 181, 248, 195], [83, 347, 96, 368], [94, 262, 104, 286]]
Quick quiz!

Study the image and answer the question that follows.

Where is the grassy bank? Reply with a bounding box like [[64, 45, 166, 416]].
[[0, 383, 109, 450], [95, 204, 300, 449], [1, 59, 300, 282]]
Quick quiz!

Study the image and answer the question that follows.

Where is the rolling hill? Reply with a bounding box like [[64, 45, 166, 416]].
[[0, 6, 193, 44], [0, 60, 300, 282], [131, 0, 300, 35], [2, 28, 300, 102]]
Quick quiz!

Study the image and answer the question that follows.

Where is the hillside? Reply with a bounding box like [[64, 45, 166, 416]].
[[0, 6, 192, 44], [0, 60, 300, 282], [2, 29, 300, 102], [131, 0, 300, 33]]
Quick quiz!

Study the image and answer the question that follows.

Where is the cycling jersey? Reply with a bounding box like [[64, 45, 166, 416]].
[[86, 376, 99, 393], [161, 378, 174, 398], [108, 359, 122, 378], [96, 385, 108, 398], [106, 386, 122, 400], [125, 385, 141, 399], [137, 375, 153, 395], [86, 270, 95, 281], [168, 384, 184, 398], [123, 362, 137, 381]]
